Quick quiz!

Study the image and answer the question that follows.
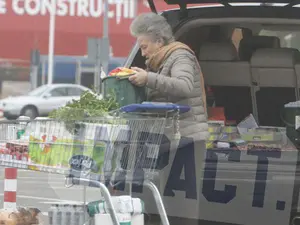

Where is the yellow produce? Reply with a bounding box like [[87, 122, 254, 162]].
[[109, 67, 136, 76]]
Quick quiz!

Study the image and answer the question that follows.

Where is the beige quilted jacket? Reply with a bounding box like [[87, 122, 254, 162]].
[[146, 48, 209, 141]]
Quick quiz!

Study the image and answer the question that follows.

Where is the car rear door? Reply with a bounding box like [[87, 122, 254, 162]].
[[66, 87, 86, 101], [134, 2, 300, 225], [147, 0, 293, 14], [42, 87, 70, 113]]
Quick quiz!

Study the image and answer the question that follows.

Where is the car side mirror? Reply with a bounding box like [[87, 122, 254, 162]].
[[43, 93, 51, 99]]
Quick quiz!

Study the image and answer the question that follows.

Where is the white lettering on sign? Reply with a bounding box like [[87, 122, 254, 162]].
[[12, 0, 24, 15], [56, 0, 68, 16], [9, 0, 137, 24], [25, 0, 40, 16], [0, 0, 6, 14], [89, 0, 101, 17], [40, 0, 54, 15]]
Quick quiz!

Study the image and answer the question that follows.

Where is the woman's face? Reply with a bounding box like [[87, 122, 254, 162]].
[[137, 35, 164, 59]]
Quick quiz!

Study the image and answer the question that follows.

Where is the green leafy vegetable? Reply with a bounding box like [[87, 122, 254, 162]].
[[48, 89, 119, 133]]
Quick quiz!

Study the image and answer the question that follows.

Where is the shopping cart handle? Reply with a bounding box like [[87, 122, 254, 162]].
[[120, 103, 191, 113]]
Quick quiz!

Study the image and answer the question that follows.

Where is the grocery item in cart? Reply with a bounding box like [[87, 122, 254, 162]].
[[94, 213, 144, 225], [87, 196, 144, 216], [0, 207, 41, 225], [0, 142, 29, 168], [6, 141, 28, 153], [26, 120, 129, 174], [48, 204, 92, 225], [28, 135, 106, 173]]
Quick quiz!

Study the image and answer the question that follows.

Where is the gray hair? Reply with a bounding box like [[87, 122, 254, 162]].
[[130, 12, 175, 45]]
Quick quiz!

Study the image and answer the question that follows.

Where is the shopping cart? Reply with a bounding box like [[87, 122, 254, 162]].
[[0, 103, 190, 225]]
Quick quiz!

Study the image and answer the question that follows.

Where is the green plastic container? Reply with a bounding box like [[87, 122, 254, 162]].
[[103, 76, 146, 107]]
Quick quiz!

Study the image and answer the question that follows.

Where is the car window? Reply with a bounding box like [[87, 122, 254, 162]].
[[67, 87, 84, 96], [259, 29, 300, 50], [28, 85, 50, 97], [50, 87, 68, 97]]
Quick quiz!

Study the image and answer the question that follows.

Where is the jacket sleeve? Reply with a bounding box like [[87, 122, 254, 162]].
[[146, 50, 195, 98]]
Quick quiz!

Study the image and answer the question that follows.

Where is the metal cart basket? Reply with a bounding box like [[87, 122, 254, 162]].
[[0, 103, 190, 225]]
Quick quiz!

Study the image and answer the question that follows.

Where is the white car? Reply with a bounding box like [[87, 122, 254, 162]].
[[0, 84, 92, 119]]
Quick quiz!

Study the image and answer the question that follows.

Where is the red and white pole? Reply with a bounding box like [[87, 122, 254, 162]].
[[4, 168, 17, 209]]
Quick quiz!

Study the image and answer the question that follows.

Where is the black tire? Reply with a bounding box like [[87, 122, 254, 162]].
[[21, 106, 38, 119], [6, 116, 17, 120]]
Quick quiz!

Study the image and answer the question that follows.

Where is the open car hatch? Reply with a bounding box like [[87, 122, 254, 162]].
[[147, 0, 298, 15], [163, 0, 292, 4]]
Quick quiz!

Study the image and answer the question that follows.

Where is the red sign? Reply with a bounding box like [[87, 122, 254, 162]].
[[0, 0, 185, 60]]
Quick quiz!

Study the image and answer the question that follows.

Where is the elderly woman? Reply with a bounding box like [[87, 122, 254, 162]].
[[129, 12, 208, 141]]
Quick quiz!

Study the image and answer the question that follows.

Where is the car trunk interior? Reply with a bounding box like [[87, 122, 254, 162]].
[[129, 14, 300, 127]]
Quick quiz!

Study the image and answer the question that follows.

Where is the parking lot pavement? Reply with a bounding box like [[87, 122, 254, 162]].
[[0, 168, 103, 224]]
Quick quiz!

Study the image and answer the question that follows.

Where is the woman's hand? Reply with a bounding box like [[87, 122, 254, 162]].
[[129, 67, 148, 87]]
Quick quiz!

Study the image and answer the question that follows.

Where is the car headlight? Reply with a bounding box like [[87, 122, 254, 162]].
[[2, 102, 15, 108]]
